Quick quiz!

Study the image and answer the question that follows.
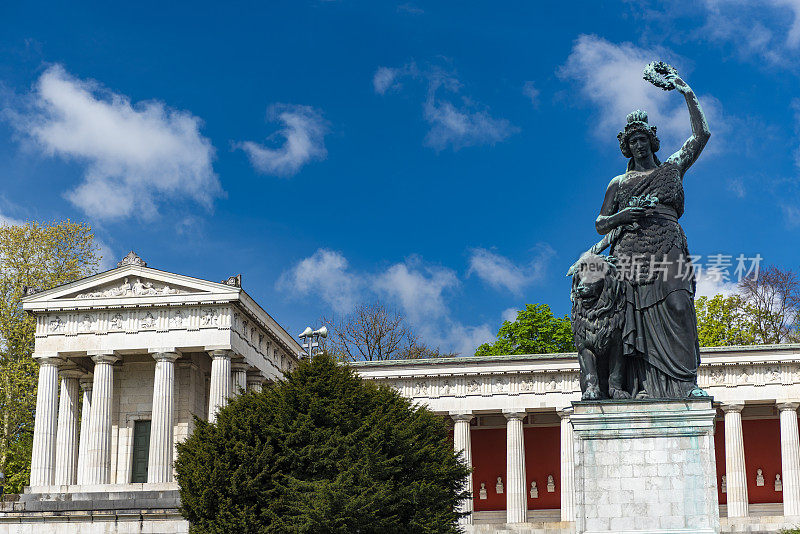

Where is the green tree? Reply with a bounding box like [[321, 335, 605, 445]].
[[174, 352, 470, 533], [695, 294, 757, 347], [475, 304, 574, 356], [0, 221, 99, 493]]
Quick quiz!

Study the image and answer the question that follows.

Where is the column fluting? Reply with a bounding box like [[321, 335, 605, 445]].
[[208, 350, 232, 423], [147, 352, 179, 483], [504, 411, 527, 524], [231, 361, 249, 394], [54, 373, 81, 485], [29, 356, 62, 487], [76, 378, 93, 485], [451, 413, 474, 525], [559, 408, 576, 522], [723, 403, 748, 518], [84, 353, 120, 485], [779, 402, 800, 516]]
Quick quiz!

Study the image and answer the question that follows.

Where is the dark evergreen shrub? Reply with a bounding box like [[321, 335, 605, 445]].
[[175, 353, 470, 533]]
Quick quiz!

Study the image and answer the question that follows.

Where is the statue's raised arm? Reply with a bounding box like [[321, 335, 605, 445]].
[[644, 62, 711, 176]]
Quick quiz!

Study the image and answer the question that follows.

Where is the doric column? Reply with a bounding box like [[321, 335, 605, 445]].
[[247, 373, 264, 393], [559, 408, 576, 522], [147, 351, 179, 483], [208, 349, 232, 423], [779, 402, 800, 516], [84, 353, 120, 485], [54, 372, 81, 486], [29, 355, 63, 487], [231, 361, 249, 394], [504, 410, 528, 524], [451, 412, 474, 525], [76, 378, 93, 485], [722, 403, 748, 517]]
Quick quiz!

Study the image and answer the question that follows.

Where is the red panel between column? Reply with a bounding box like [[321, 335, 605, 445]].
[[471, 427, 507, 511], [742, 418, 782, 504], [523, 426, 561, 510]]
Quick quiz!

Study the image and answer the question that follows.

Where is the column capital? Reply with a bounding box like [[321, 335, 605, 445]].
[[208, 348, 232, 359], [32, 353, 65, 366], [557, 407, 574, 419], [231, 360, 251, 372], [79, 377, 94, 391], [778, 402, 800, 412], [90, 353, 120, 365], [450, 412, 474, 423], [150, 351, 179, 362], [503, 410, 527, 421], [246, 372, 265, 385], [721, 403, 745, 413], [59, 369, 85, 379]]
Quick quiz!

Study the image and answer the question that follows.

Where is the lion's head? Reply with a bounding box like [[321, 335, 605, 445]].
[[570, 253, 626, 352]]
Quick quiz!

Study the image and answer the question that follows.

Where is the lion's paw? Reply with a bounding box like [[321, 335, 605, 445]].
[[582, 387, 601, 401]]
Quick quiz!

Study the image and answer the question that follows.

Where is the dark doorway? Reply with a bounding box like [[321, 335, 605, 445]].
[[131, 420, 151, 483]]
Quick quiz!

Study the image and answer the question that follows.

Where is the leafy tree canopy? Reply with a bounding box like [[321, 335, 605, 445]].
[[0, 221, 99, 493], [695, 294, 757, 347], [175, 353, 470, 533], [475, 303, 574, 356]]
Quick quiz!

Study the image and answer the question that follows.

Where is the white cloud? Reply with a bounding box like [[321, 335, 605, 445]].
[[236, 104, 328, 177], [468, 245, 554, 296], [94, 239, 116, 272], [374, 257, 459, 323], [559, 35, 723, 151], [501, 307, 519, 323], [423, 99, 516, 151], [728, 178, 746, 198], [373, 67, 400, 95], [695, 271, 740, 298], [276, 249, 361, 314], [0, 212, 24, 226], [782, 204, 800, 228], [277, 249, 493, 355], [522, 81, 539, 106], [702, 0, 800, 63], [373, 62, 516, 151], [8, 65, 220, 221]]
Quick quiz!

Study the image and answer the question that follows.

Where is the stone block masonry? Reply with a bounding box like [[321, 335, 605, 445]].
[[571, 399, 719, 534]]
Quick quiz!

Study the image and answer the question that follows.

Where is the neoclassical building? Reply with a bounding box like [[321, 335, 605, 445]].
[[1, 256, 800, 533]]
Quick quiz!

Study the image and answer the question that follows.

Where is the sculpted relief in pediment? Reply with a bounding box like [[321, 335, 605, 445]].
[[69, 277, 193, 299]]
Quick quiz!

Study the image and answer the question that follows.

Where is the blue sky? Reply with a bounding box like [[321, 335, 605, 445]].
[[1, 1, 799, 355]]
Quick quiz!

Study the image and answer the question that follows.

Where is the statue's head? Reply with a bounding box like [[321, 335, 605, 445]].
[[617, 109, 660, 162]]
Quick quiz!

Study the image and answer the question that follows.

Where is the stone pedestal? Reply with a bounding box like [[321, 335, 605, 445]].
[[572, 399, 719, 534]]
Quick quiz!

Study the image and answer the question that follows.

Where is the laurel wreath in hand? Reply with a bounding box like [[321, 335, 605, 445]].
[[643, 61, 678, 91]]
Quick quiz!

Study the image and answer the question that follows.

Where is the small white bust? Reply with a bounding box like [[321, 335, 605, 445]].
[[530, 480, 538, 498], [547, 474, 555, 493], [776, 474, 783, 492], [721, 474, 727, 494], [479, 482, 488, 500], [756, 468, 765, 487], [496, 476, 504, 494]]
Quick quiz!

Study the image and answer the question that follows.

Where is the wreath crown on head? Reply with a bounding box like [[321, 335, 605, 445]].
[[617, 109, 660, 158]]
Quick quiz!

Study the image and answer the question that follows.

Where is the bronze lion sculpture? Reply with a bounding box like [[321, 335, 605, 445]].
[[570, 253, 629, 400]]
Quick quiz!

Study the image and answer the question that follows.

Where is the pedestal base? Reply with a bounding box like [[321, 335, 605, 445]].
[[572, 399, 720, 534]]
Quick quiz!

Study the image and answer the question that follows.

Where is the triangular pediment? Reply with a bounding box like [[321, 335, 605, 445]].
[[60, 276, 197, 300], [22, 263, 241, 310]]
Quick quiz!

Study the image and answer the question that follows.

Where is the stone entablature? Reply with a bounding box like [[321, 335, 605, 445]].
[[353, 344, 800, 412]]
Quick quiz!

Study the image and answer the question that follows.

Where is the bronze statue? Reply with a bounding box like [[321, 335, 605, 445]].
[[570, 62, 711, 400]]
